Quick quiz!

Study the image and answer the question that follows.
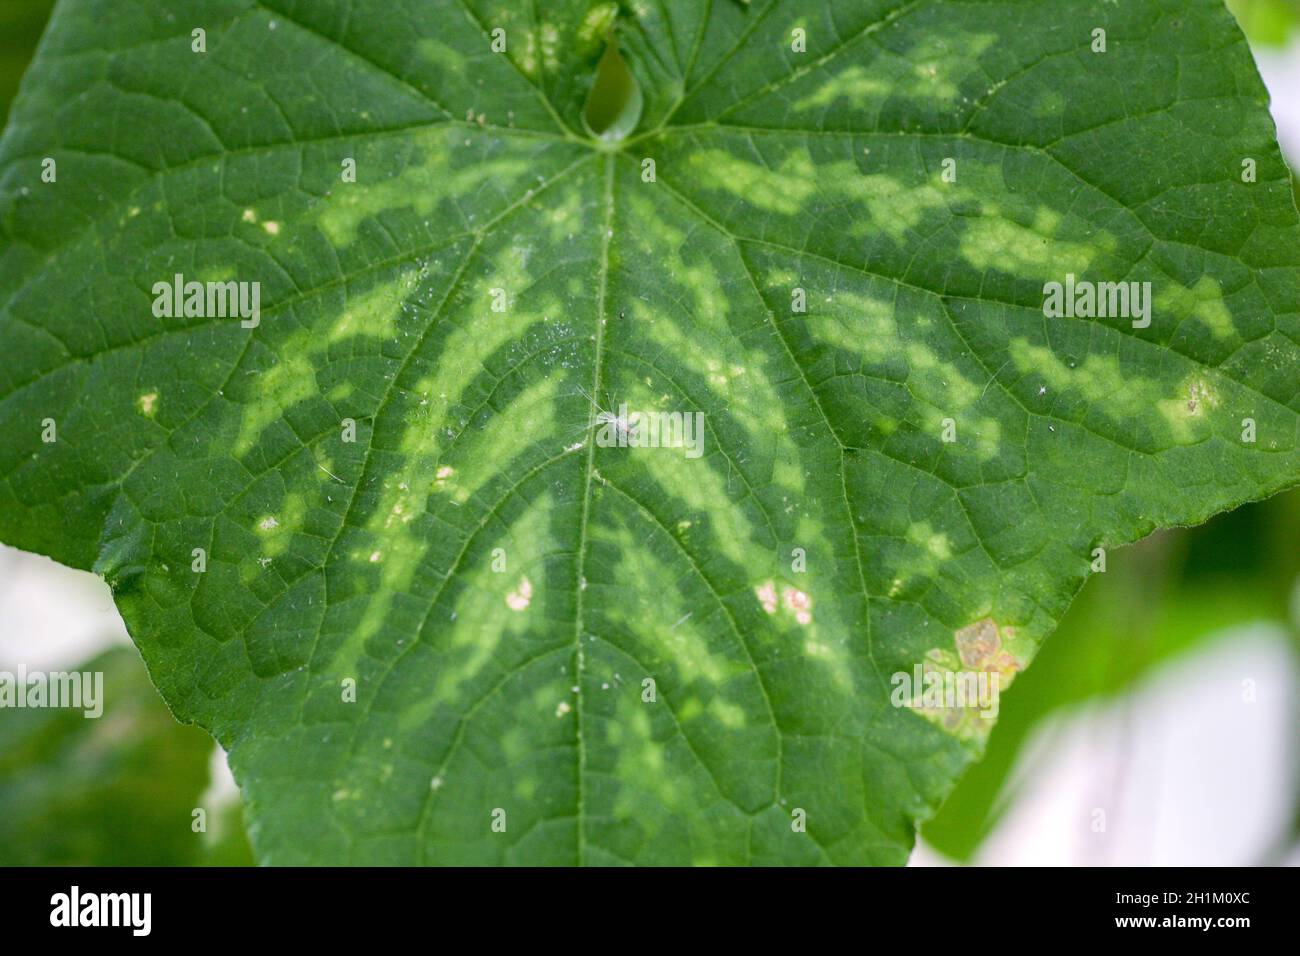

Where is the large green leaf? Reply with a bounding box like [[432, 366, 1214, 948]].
[[1, 0, 1297, 865]]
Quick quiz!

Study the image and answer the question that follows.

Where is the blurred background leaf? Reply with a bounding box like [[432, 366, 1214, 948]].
[[0, 646, 253, 865], [0, 0, 54, 122], [1228, 0, 1300, 46]]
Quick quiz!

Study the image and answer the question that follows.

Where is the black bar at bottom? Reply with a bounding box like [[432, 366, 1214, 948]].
[[0, 865, 1281, 941]]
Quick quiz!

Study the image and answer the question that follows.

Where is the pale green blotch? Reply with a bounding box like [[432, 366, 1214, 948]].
[[1010, 339, 1202, 443], [539, 183, 585, 245], [517, 21, 561, 77], [315, 129, 531, 247], [908, 521, 953, 561], [886, 521, 953, 598], [959, 207, 1101, 277], [527, 668, 580, 742], [708, 697, 746, 729], [837, 153, 987, 247], [849, 175, 949, 244], [517, 28, 542, 78], [973, 415, 1003, 460], [416, 38, 467, 74], [616, 384, 766, 570], [618, 206, 798, 463], [235, 267, 413, 458], [921, 404, 1000, 460], [323, 419, 446, 672], [536, 680, 577, 726], [329, 269, 420, 343], [897, 31, 996, 105], [419, 498, 553, 711], [685, 148, 816, 216], [780, 558, 854, 692], [606, 243, 802, 479], [1154, 275, 1236, 340], [609, 702, 677, 812], [254, 491, 306, 559], [496, 725, 530, 765], [602, 521, 737, 687], [1032, 88, 1066, 118], [904, 342, 982, 413], [624, 190, 731, 335], [792, 66, 890, 113], [771, 457, 805, 496], [326, 414, 462, 669], [1011, 339, 1151, 413], [234, 330, 319, 458], [197, 265, 238, 284], [514, 775, 539, 801], [577, 3, 618, 47], [434, 375, 564, 506], [421, 248, 557, 457], [1156, 374, 1224, 443], [801, 631, 855, 696], [808, 288, 900, 363]]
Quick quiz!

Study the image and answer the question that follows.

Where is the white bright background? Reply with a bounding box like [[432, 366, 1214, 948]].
[[1, 27, 1298, 868]]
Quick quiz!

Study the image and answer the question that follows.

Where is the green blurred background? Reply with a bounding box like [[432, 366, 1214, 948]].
[[0, 0, 1297, 866]]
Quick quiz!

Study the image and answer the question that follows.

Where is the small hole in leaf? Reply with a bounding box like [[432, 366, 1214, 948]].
[[584, 41, 642, 142]]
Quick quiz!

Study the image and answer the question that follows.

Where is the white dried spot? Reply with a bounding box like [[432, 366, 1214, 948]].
[[369, 550, 382, 563], [258, 515, 279, 532], [385, 500, 413, 528], [429, 775, 444, 791], [506, 576, 533, 611], [1185, 379, 1219, 417], [555, 700, 572, 717], [755, 581, 778, 614], [241, 208, 256, 223], [783, 587, 812, 626], [262, 220, 281, 236], [137, 392, 158, 416], [436, 465, 455, 480]]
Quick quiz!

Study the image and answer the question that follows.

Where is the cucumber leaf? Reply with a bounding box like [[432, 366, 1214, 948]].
[[1, 0, 1297, 864]]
